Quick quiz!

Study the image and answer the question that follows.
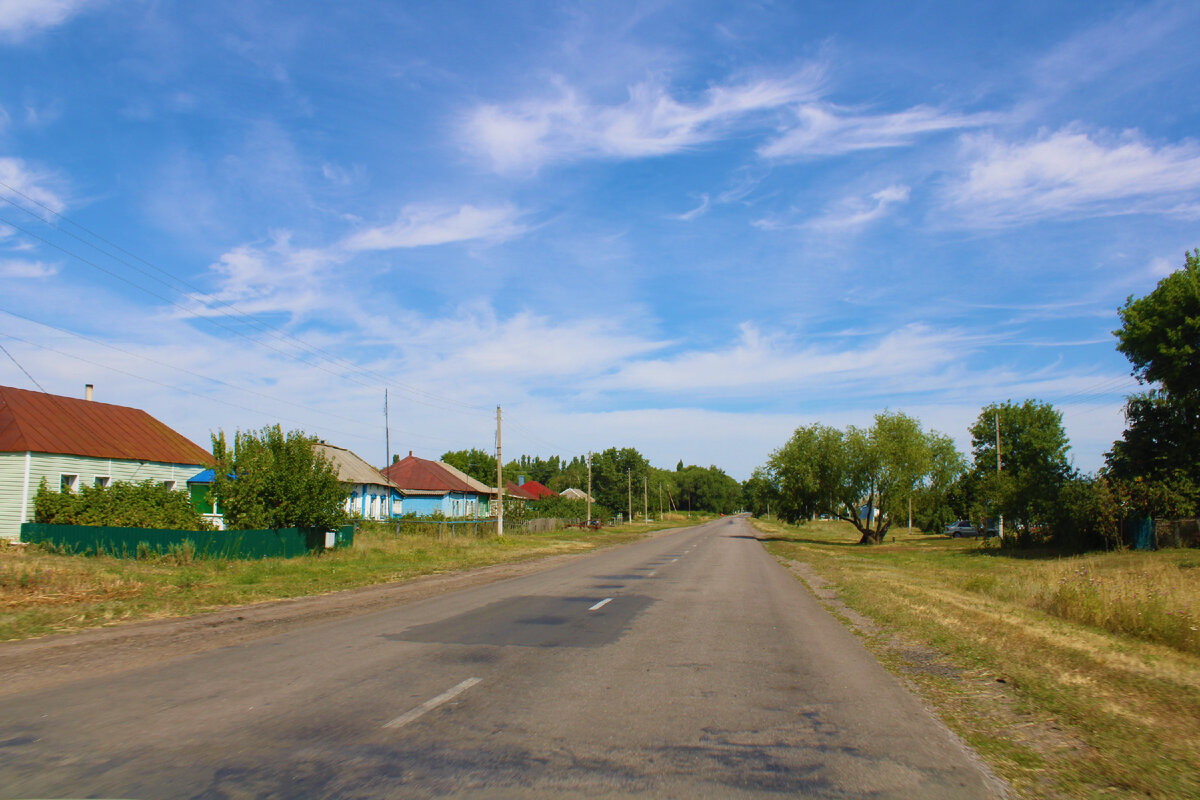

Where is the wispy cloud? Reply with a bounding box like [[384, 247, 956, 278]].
[[946, 127, 1200, 225], [670, 193, 710, 221], [0, 258, 57, 278], [0, 0, 98, 40], [341, 203, 527, 251], [760, 104, 997, 159], [463, 68, 823, 173], [0, 156, 66, 213]]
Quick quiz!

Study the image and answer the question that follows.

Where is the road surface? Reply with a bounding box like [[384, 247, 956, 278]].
[[0, 515, 1004, 798]]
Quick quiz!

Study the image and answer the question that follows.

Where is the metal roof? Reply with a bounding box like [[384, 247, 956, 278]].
[[382, 454, 493, 495], [506, 480, 537, 501], [313, 443, 398, 490], [0, 385, 213, 466], [516, 479, 557, 499]]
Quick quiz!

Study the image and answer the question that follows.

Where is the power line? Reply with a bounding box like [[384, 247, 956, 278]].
[[0, 341, 48, 392], [0, 182, 491, 414]]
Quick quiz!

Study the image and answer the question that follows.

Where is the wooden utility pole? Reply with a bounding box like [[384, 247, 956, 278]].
[[384, 388, 390, 516], [586, 451, 592, 523], [496, 405, 504, 537], [627, 469, 632, 524], [643, 475, 648, 521], [658, 482, 662, 519]]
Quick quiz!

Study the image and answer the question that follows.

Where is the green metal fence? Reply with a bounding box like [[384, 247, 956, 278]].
[[20, 522, 354, 559]]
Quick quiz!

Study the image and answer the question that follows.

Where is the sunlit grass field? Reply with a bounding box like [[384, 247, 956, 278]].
[[754, 517, 1200, 799], [0, 516, 704, 641]]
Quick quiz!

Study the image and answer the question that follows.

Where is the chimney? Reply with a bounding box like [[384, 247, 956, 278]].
[[85, 384, 94, 401], [519, 475, 525, 486], [409, 450, 413, 457]]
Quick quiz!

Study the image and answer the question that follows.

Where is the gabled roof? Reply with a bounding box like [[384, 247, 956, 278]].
[[516, 479, 557, 499], [437, 460, 496, 495], [0, 384, 212, 466], [560, 487, 594, 503], [313, 443, 398, 490], [505, 480, 537, 501], [383, 453, 479, 495]]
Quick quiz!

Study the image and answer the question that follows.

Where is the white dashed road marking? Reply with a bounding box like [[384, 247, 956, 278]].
[[589, 598, 613, 611], [384, 677, 481, 729]]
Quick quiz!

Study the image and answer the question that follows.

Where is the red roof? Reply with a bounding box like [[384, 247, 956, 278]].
[[382, 454, 476, 494], [505, 480, 537, 501], [0, 385, 213, 466], [516, 479, 557, 499]]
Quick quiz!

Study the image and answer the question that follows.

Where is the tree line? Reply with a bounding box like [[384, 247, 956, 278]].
[[752, 250, 1200, 548]]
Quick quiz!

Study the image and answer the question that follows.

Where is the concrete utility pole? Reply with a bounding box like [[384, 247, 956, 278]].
[[643, 475, 648, 521], [995, 408, 1004, 543], [586, 451, 592, 523], [496, 405, 504, 538], [627, 469, 632, 524]]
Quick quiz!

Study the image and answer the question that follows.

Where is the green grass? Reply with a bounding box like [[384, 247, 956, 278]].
[[0, 515, 707, 641], [754, 517, 1200, 800]]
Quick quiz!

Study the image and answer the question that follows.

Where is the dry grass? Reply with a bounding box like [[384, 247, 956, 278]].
[[0, 517, 695, 641], [754, 518, 1200, 800]]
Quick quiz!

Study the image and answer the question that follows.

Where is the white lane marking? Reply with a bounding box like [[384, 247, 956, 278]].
[[647, 570, 656, 577], [589, 598, 613, 611], [670, 558, 678, 563], [383, 677, 481, 729]]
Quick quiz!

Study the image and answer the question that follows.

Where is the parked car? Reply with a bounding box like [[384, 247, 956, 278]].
[[945, 520, 980, 538]]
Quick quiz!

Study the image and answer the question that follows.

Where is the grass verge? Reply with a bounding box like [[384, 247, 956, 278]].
[[752, 517, 1200, 800], [0, 515, 708, 641]]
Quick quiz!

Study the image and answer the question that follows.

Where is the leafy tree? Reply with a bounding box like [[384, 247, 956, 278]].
[[590, 447, 650, 517], [440, 448, 498, 486], [674, 464, 743, 514], [968, 400, 1070, 541], [767, 411, 963, 544], [34, 478, 211, 530], [212, 425, 348, 531], [742, 467, 780, 517], [1107, 250, 1200, 514]]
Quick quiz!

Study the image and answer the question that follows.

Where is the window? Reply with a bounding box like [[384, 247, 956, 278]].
[[94, 476, 110, 488], [161, 480, 177, 491], [60, 474, 79, 493]]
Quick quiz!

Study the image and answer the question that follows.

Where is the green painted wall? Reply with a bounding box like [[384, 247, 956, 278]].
[[20, 522, 354, 559]]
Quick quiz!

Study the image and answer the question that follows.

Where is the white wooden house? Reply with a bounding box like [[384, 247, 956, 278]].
[[0, 384, 213, 540]]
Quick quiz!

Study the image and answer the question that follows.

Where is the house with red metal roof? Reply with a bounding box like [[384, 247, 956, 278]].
[[513, 478, 557, 500], [382, 452, 495, 518], [0, 384, 213, 540]]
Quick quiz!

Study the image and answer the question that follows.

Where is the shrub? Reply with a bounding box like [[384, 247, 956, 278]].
[[33, 478, 212, 530]]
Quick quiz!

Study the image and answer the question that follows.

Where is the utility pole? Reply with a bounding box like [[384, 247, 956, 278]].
[[384, 388, 390, 517], [643, 475, 648, 521], [627, 468, 632, 524], [658, 482, 662, 519], [995, 408, 1004, 543], [496, 405, 504, 538], [586, 451, 592, 523], [908, 496, 912, 531]]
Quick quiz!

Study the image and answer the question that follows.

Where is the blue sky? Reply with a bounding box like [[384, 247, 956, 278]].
[[2, 0, 1198, 479]]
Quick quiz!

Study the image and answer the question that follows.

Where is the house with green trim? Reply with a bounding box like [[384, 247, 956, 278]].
[[0, 384, 213, 540]]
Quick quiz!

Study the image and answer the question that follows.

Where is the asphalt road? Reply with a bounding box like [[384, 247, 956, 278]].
[[0, 516, 1004, 799]]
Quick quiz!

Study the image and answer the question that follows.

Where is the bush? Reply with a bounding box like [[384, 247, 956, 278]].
[[33, 478, 212, 530], [1050, 475, 1121, 551]]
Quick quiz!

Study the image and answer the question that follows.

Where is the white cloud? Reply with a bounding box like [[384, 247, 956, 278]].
[[0, 258, 57, 278], [947, 128, 1200, 225], [670, 194, 710, 221], [463, 69, 823, 173], [600, 322, 964, 396], [0, 156, 66, 213], [760, 104, 996, 159], [191, 231, 341, 319], [0, 0, 96, 40], [341, 203, 527, 252], [806, 184, 911, 230]]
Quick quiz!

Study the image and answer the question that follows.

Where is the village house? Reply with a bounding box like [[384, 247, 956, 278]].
[[0, 384, 212, 540]]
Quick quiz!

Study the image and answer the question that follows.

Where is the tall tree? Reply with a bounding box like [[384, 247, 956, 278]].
[[440, 448, 498, 485], [212, 426, 348, 531], [1107, 249, 1200, 514], [968, 400, 1070, 539], [767, 412, 962, 544]]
